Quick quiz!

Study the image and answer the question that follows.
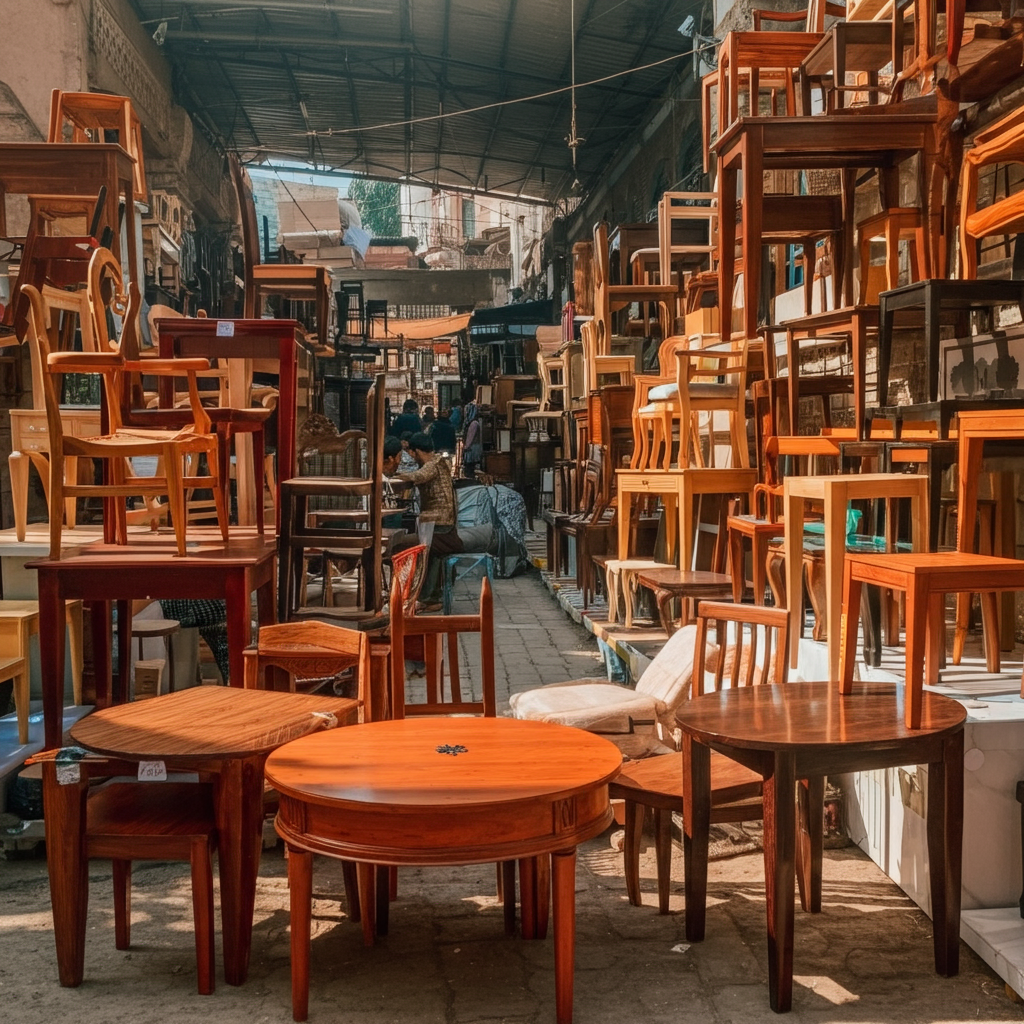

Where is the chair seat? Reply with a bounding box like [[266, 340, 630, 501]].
[[509, 680, 663, 735], [647, 382, 679, 402]]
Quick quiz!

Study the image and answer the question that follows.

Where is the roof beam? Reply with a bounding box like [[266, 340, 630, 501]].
[[471, 0, 518, 190]]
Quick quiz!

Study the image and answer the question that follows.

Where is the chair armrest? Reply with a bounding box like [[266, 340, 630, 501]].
[[47, 352, 122, 372]]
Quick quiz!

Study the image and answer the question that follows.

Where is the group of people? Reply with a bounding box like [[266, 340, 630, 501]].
[[382, 396, 483, 609], [386, 398, 483, 479]]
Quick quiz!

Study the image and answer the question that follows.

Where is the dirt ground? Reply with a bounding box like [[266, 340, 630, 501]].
[[2, 828, 1023, 1024]]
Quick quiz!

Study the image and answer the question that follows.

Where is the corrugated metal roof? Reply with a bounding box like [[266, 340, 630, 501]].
[[128, 0, 699, 203]]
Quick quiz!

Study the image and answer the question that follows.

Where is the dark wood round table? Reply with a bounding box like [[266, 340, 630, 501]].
[[676, 681, 966, 1013], [634, 567, 734, 634], [266, 717, 622, 1023]]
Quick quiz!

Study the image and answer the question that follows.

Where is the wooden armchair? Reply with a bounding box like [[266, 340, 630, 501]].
[[22, 274, 228, 558]]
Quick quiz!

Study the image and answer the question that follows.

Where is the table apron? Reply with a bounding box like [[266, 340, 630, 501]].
[[34, 562, 273, 602], [275, 794, 613, 866], [704, 735, 960, 777]]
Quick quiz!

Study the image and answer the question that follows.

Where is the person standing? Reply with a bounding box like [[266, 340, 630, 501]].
[[430, 409, 457, 452], [462, 403, 483, 479]]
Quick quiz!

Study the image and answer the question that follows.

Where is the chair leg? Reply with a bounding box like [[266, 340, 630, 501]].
[[654, 807, 673, 914], [190, 837, 216, 995], [112, 858, 131, 950], [623, 798, 644, 907]]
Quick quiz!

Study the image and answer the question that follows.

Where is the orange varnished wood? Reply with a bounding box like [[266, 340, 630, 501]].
[[59, 687, 355, 989], [677, 681, 965, 1012], [267, 717, 621, 1024], [838, 552, 1024, 728]]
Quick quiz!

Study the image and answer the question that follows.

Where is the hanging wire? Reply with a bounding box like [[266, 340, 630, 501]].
[[566, 0, 585, 192]]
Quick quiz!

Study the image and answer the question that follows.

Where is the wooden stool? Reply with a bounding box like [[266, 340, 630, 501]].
[[130, 618, 181, 695], [593, 557, 672, 627], [839, 552, 1024, 728], [727, 514, 785, 604], [0, 599, 83, 745], [633, 567, 734, 635]]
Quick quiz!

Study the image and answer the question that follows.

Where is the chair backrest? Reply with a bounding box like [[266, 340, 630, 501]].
[[592, 222, 613, 354], [390, 543, 429, 617], [242, 620, 371, 706], [633, 601, 789, 712], [389, 574, 496, 719], [658, 192, 718, 290], [750, 0, 845, 31], [692, 601, 790, 695]]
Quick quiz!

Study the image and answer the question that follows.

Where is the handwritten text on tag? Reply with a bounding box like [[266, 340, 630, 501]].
[[137, 761, 167, 782]]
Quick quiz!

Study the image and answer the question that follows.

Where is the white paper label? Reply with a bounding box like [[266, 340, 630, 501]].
[[216, 320, 235, 337], [137, 760, 167, 781], [56, 763, 80, 786]]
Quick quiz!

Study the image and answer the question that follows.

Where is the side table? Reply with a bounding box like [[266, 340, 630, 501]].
[[677, 681, 966, 1011]]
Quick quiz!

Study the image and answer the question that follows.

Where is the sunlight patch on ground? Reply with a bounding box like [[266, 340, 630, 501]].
[[793, 975, 859, 1005]]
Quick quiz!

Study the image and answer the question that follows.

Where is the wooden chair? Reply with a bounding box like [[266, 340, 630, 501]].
[[42, 758, 217, 993], [279, 375, 385, 621], [48, 90, 147, 199], [21, 273, 228, 558], [857, 207, 926, 302], [389, 574, 496, 719], [509, 607, 705, 757], [552, 445, 615, 609], [959, 104, 1024, 280], [243, 619, 371, 705], [229, 155, 331, 347], [607, 602, 815, 915], [579, 319, 634, 394], [592, 222, 677, 352], [520, 351, 567, 440]]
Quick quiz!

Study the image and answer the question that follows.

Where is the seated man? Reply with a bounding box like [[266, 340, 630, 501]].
[[394, 432, 464, 606]]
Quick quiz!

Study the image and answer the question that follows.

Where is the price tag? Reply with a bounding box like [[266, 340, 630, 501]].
[[216, 320, 235, 337], [137, 760, 167, 782], [56, 763, 80, 786]]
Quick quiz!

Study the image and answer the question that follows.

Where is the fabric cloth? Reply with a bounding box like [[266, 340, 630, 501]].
[[158, 599, 230, 684], [396, 453, 457, 528]]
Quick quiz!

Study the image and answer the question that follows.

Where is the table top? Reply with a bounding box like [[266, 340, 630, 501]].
[[71, 686, 359, 760], [0, 142, 135, 185], [636, 568, 734, 590], [154, 317, 303, 341], [265, 717, 622, 810], [676, 682, 966, 753], [780, 304, 879, 331], [26, 529, 276, 570], [784, 472, 927, 499]]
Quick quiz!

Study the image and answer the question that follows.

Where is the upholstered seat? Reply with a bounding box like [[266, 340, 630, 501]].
[[509, 624, 699, 756]]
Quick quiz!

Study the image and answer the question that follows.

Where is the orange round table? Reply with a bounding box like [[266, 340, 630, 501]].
[[266, 717, 622, 1023]]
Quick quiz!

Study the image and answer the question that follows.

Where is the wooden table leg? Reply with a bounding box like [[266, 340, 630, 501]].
[[519, 855, 538, 939], [655, 806, 672, 915], [115, 599, 131, 705], [623, 798, 644, 907], [784, 492, 805, 671], [215, 756, 265, 985], [38, 570, 66, 748], [796, 775, 824, 914], [501, 860, 517, 935], [682, 733, 711, 942], [356, 862, 376, 946], [904, 574, 928, 730], [839, 561, 862, 695], [824, 486, 848, 681], [728, 526, 745, 602], [551, 847, 577, 1024], [763, 749, 797, 1013], [287, 843, 313, 1022], [927, 728, 964, 977], [225, 569, 252, 687], [42, 761, 89, 986]]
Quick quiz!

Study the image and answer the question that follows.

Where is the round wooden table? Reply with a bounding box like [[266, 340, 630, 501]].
[[266, 717, 622, 1023], [676, 681, 966, 1013]]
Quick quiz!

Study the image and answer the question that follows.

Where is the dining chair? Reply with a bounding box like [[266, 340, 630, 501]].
[[605, 602, 816, 915], [21, 269, 228, 558], [41, 758, 217, 993]]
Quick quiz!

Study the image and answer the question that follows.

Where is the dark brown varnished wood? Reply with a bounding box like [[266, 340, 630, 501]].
[[29, 530, 278, 748], [676, 682, 965, 1012], [266, 717, 621, 1024]]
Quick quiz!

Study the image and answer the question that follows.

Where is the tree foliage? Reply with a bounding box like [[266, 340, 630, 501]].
[[348, 178, 401, 237]]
